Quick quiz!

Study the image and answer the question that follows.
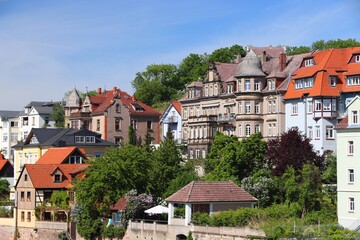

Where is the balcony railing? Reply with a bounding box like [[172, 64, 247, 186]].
[[217, 114, 235, 122]]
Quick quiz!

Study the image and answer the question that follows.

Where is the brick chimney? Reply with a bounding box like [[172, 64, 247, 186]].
[[97, 88, 102, 95], [262, 51, 267, 65], [113, 86, 117, 94], [279, 53, 286, 72]]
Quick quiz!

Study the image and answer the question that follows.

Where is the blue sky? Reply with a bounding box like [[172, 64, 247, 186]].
[[0, 0, 359, 110]]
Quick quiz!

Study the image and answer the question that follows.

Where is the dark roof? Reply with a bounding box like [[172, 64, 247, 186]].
[[33, 106, 53, 115], [165, 181, 257, 203], [0, 111, 21, 118], [110, 197, 128, 211], [236, 50, 266, 77], [24, 101, 54, 108], [12, 128, 116, 148]]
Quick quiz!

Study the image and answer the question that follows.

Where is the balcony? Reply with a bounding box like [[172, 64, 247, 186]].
[[163, 116, 178, 123], [217, 114, 235, 123], [69, 112, 92, 119]]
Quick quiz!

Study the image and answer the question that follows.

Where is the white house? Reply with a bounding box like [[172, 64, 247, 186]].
[[336, 96, 360, 230], [160, 101, 182, 144]]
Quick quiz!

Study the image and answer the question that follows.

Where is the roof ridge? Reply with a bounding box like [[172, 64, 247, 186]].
[[187, 181, 195, 202]]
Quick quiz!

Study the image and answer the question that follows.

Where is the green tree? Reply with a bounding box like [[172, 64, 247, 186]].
[[178, 53, 208, 85], [74, 145, 152, 239], [51, 103, 65, 128], [285, 46, 311, 55], [312, 38, 360, 50], [150, 130, 183, 197], [50, 191, 69, 209], [128, 126, 137, 146], [209, 44, 246, 63], [0, 179, 9, 200]]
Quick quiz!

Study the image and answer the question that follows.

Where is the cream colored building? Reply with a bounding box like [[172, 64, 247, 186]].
[[181, 47, 306, 158]]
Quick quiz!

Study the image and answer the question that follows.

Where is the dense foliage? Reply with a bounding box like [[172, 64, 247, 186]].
[[51, 103, 65, 128]]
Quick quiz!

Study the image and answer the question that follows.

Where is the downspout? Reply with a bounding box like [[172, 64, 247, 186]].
[[104, 110, 108, 141]]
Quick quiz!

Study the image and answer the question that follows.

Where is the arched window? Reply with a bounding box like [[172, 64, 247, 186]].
[[246, 124, 251, 137]]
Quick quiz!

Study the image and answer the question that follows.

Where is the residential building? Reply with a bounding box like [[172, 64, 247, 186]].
[[67, 87, 161, 145], [336, 96, 360, 230], [0, 110, 21, 161], [284, 47, 360, 154], [15, 163, 90, 228], [64, 88, 82, 128], [12, 128, 115, 186], [160, 101, 182, 144], [18, 101, 58, 142], [180, 47, 305, 158]]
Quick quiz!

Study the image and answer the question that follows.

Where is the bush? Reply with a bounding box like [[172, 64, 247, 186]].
[[101, 225, 125, 239]]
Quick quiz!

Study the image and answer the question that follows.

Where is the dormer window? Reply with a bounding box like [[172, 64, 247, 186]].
[[356, 55, 360, 63], [227, 84, 234, 94], [132, 103, 144, 112], [75, 136, 85, 143], [54, 174, 61, 183], [329, 76, 337, 87], [347, 76, 360, 86], [304, 58, 315, 67], [295, 77, 313, 89], [85, 136, 95, 143], [268, 79, 275, 91]]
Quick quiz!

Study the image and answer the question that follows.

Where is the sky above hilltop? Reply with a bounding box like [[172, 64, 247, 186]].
[[0, 0, 359, 110]]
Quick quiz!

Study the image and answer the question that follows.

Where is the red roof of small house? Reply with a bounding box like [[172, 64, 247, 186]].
[[109, 197, 128, 211], [335, 116, 349, 129], [165, 181, 257, 203], [35, 147, 87, 164], [0, 159, 13, 172], [90, 87, 161, 116], [171, 101, 182, 115], [21, 164, 90, 189], [284, 47, 360, 100]]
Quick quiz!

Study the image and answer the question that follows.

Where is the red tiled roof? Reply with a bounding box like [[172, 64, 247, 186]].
[[90, 87, 161, 116], [171, 101, 182, 115], [165, 181, 257, 203], [24, 164, 90, 189], [335, 116, 349, 129], [109, 197, 128, 211], [36, 147, 87, 164], [0, 159, 12, 172], [285, 47, 360, 100]]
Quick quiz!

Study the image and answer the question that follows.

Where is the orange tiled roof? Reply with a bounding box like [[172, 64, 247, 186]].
[[0, 159, 12, 172], [165, 181, 257, 203], [36, 147, 87, 164], [285, 47, 360, 100], [171, 101, 182, 115], [24, 164, 90, 189]]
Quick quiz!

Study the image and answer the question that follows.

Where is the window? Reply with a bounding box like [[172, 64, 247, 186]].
[[238, 125, 242, 137], [315, 126, 320, 139], [21, 212, 24, 222], [353, 111, 358, 124], [96, 119, 100, 131], [69, 156, 83, 164], [203, 127, 207, 139], [147, 120, 152, 130], [32, 117, 35, 126], [315, 100, 322, 111], [329, 76, 337, 86], [189, 150, 193, 159], [349, 197, 355, 212], [115, 212, 122, 223], [332, 100, 336, 111], [245, 124, 251, 137], [238, 102, 242, 114], [2, 133, 8, 142], [356, 55, 360, 62], [304, 58, 314, 67], [195, 150, 200, 159], [114, 137, 121, 144], [183, 108, 188, 119], [131, 120, 137, 129], [255, 124, 260, 133], [255, 102, 260, 114], [268, 79, 275, 90], [75, 136, 85, 143], [10, 121, 18, 127], [254, 80, 260, 91], [69, 191, 75, 202], [227, 84, 233, 93], [322, 99, 330, 111], [116, 104, 121, 112], [11, 133, 18, 142], [214, 85, 218, 95], [326, 126, 335, 139], [268, 124, 273, 136], [85, 136, 95, 143], [27, 192, 31, 201], [204, 87, 208, 96], [245, 80, 251, 91], [21, 191, 24, 201], [71, 120, 79, 129], [195, 107, 200, 117], [245, 101, 251, 114], [349, 169, 355, 184], [291, 103, 298, 115], [294, 77, 313, 89], [54, 174, 61, 183], [347, 75, 360, 86], [24, 174, 28, 181], [268, 101, 272, 113], [307, 101, 313, 113], [348, 141, 354, 155], [27, 212, 31, 222], [44, 191, 52, 202]]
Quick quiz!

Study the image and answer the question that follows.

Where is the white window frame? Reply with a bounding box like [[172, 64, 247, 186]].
[[245, 101, 251, 114], [291, 103, 298, 115], [349, 197, 355, 212], [315, 100, 322, 111], [255, 102, 260, 114], [304, 58, 314, 67], [254, 80, 260, 91], [356, 55, 360, 63], [238, 125, 242, 137], [315, 126, 320, 140], [353, 111, 358, 124], [326, 126, 335, 140], [245, 124, 251, 137], [75, 136, 85, 143], [347, 76, 360, 86], [308, 126, 313, 139], [323, 99, 331, 111], [255, 124, 260, 133], [348, 141, 354, 155], [307, 101, 313, 113], [238, 102, 242, 114], [349, 169, 355, 184], [245, 80, 251, 91], [329, 76, 337, 87]]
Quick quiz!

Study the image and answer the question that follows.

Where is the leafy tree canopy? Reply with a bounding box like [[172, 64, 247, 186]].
[[208, 44, 246, 63], [51, 103, 65, 128], [0, 179, 9, 200]]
